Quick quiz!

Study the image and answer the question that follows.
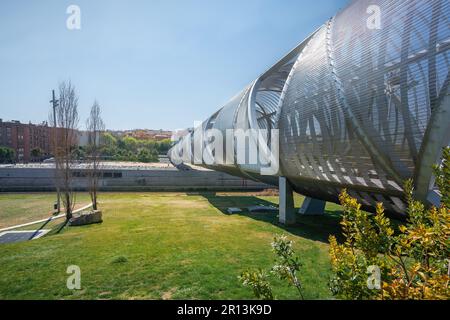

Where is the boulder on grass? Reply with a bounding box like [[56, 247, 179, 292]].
[[69, 210, 103, 226]]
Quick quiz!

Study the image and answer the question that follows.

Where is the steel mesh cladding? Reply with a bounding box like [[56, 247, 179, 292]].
[[169, 0, 450, 216]]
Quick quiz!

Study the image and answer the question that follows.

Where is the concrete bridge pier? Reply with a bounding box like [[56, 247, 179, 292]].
[[279, 177, 296, 225], [299, 197, 326, 215], [279, 177, 326, 225]]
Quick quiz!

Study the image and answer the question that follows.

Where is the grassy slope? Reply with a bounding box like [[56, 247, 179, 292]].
[[0, 192, 343, 300], [0, 193, 91, 228]]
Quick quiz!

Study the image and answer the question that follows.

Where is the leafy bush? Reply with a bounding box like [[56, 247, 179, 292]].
[[239, 269, 273, 300], [239, 235, 304, 300], [329, 147, 450, 300]]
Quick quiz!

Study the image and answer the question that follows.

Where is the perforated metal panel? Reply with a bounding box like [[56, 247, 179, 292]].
[[169, 0, 450, 215]]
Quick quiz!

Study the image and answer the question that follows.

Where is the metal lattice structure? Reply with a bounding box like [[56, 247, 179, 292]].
[[169, 0, 450, 215]]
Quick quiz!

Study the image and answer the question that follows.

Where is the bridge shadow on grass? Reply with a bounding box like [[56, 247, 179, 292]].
[[188, 192, 344, 244]]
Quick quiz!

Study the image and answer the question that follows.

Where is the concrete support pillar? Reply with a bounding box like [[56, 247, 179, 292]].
[[279, 177, 296, 225], [299, 197, 326, 215]]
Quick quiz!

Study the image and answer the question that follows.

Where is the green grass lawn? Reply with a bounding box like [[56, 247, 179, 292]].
[[0, 193, 91, 229], [0, 192, 343, 300]]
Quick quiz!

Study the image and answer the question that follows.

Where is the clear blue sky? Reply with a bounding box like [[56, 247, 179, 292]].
[[0, 0, 349, 130]]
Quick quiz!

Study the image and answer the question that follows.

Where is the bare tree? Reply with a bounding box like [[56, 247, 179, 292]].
[[50, 81, 79, 222], [86, 101, 105, 210]]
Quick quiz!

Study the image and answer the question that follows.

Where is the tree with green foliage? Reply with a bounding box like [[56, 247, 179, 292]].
[[157, 139, 172, 154], [0, 147, 15, 163], [142, 139, 157, 150], [31, 147, 43, 161], [329, 147, 450, 300], [122, 136, 138, 152], [97, 132, 166, 163], [137, 148, 158, 163], [73, 146, 86, 160], [101, 132, 117, 148]]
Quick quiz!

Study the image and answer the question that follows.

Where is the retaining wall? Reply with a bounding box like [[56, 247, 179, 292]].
[[0, 167, 269, 192]]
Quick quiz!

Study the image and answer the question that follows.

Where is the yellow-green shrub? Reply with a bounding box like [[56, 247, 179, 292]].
[[329, 147, 450, 300]]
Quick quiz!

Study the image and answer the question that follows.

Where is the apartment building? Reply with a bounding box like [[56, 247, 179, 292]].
[[0, 119, 52, 162]]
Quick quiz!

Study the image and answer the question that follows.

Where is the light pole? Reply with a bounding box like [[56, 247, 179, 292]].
[[50, 90, 61, 213]]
